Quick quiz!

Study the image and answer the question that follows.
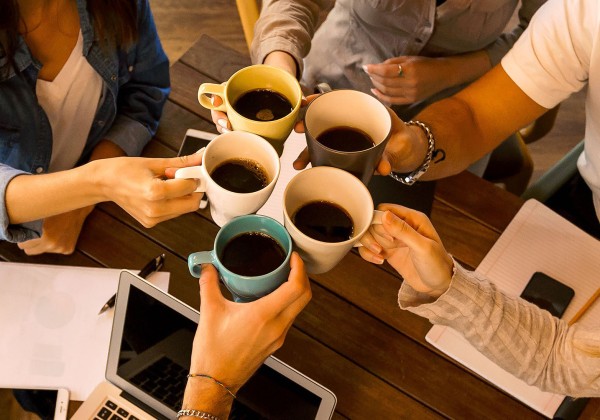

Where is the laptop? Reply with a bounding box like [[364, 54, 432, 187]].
[[73, 271, 337, 420]]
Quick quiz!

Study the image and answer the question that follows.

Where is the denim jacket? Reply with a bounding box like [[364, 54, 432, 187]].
[[0, 0, 170, 242]]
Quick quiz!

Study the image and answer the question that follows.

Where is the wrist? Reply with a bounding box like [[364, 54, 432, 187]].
[[83, 159, 111, 204], [390, 120, 435, 185], [182, 378, 232, 419], [264, 50, 298, 78]]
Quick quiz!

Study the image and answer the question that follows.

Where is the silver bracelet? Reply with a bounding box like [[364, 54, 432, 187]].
[[176, 409, 220, 420], [389, 120, 436, 185]]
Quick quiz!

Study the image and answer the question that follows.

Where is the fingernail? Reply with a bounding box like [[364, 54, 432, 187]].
[[374, 256, 385, 264], [217, 119, 229, 129], [362, 65, 369, 73], [195, 146, 206, 154], [221, 127, 231, 133]]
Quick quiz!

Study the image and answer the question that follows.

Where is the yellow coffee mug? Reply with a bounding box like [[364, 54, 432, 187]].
[[198, 64, 302, 156]]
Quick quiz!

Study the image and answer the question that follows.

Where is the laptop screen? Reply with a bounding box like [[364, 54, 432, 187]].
[[114, 282, 324, 419]]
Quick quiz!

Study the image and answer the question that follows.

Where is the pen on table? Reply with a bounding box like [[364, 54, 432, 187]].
[[568, 287, 600, 326], [98, 253, 166, 315]]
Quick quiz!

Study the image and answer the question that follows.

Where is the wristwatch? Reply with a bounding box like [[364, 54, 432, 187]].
[[389, 120, 435, 186]]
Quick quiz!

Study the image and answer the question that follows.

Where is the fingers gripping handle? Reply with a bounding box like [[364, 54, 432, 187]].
[[174, 166, 208, 193], [198, 83, 227, 111], [354, 209, 384, 248]]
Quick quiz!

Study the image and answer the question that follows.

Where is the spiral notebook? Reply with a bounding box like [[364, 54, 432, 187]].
[[426, 199, 600, 418]]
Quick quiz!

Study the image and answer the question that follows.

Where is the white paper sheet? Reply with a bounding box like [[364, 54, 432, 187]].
[[258, 131, 310, 223], [0, 262, 169, 400], [426, 199, 600, 418]]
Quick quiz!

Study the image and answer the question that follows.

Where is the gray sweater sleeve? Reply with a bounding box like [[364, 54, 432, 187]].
[[399, 260, 600, 398], [251, 0, 332, 77]]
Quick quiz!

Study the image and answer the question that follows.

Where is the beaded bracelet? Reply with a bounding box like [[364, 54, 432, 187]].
[[187, 373, 236, 400]]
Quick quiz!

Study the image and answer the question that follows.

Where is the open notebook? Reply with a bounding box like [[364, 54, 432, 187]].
[[426, 199, 600, 418]]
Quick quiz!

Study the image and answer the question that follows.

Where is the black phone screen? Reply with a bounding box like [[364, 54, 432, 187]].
[[177, 132, 214, 157], [520, 272, 575, 318]]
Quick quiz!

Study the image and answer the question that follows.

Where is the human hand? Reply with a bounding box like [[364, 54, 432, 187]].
[[93, 152, 204, 228], [209, 93, 231, 134], [358, 204, 453, 297], [291, 94, 319, 170], [17, 206, 94, 255], [189, 252, 311, 392], [363, 56, 448, 105]]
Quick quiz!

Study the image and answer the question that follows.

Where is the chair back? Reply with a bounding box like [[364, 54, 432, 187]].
[[236, 0, 261, 51]]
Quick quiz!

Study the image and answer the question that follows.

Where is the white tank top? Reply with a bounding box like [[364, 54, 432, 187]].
[[36, 31, 103, 172]]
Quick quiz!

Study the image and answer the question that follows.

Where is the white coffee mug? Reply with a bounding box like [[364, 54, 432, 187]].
[[175, 131, 280, 227], [283, 166, 382, 274]]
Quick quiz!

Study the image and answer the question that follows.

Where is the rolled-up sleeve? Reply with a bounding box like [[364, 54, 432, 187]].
[[102, 0, 170, 157], [484, 0, 547, 66], [0, 165, 42, 242], [251, 0, 332, 77]]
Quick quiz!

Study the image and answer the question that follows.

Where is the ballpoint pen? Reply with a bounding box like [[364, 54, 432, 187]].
[[98, 253, 166, 315]]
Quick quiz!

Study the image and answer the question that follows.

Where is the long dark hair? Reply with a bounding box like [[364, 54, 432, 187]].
[[0, 0, 139, 76]]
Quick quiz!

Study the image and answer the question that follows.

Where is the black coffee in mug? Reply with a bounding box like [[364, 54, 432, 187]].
[[210, 158, 268, 193], [293, 201, 354, 243], [220, 232, 287, 276], [316, 126, 375, 152], [234, 89, 293, 122]]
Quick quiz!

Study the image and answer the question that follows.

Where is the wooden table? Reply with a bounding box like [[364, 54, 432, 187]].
[[2, 35, 598, 419]]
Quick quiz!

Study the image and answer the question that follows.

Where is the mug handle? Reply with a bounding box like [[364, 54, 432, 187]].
[[174, 166, 208, 193], [354, 209, 385, 248], [198, 83, 227, 111], [188, 251, 216, 277]]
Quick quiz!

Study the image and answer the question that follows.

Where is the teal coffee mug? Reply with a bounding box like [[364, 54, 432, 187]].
[[188, 215, 292, 302]]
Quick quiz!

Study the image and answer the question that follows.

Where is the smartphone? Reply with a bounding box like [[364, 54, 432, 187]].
[[520, 272, 575, 318], [177, 128, 217, 157], [178, 129, 217, 210], [1, 386, 69, 420]]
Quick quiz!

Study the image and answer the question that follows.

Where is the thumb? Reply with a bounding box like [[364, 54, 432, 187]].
[[198, 264, 223, 306], [163, 150, 205, 178]]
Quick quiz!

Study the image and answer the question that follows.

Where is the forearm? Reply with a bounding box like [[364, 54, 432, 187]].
[[436, 50, 491, 91], [400, 263, 600, 397], [410, 65, 547, 180], [5, 161, 105, 224], [251, 0, 330, 75]]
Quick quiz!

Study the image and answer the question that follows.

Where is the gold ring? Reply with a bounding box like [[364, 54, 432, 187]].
[[397, 64, 404, 77]]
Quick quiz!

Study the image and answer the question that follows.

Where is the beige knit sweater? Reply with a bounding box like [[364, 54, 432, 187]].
[[399, 261, 600, 398]]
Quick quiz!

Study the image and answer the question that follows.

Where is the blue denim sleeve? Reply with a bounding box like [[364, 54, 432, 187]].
[[0, 164, 42, 242], [102, 0, 171, 157]]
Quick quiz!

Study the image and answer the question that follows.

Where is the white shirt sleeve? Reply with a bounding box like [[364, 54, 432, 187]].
[[501, 0, 595, 109]]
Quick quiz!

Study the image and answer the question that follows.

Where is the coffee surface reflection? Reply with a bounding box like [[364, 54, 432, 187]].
[[316, 126, 375, 152], [210, 158, 268, 193], [220, 232, 287, 276], [293, 201, 354, 243], [234, 89, 293, 122]]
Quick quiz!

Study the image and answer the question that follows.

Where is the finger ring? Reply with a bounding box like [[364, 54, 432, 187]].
[[397, 64, 404, 77]]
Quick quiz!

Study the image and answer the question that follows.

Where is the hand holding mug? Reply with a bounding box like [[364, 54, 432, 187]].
[[358, 204, 454, 297], [183, 253, 311, 417], [96, 153, 204, 228], [284, 166, 383, 274], [199, 64, 303, 156], [188, 215, 293, 302], [174, 131, 280, 227]]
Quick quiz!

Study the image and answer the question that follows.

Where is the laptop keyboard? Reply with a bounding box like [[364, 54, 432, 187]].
[[129, 356, 188, 410], [95, 399, 140, 420]]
